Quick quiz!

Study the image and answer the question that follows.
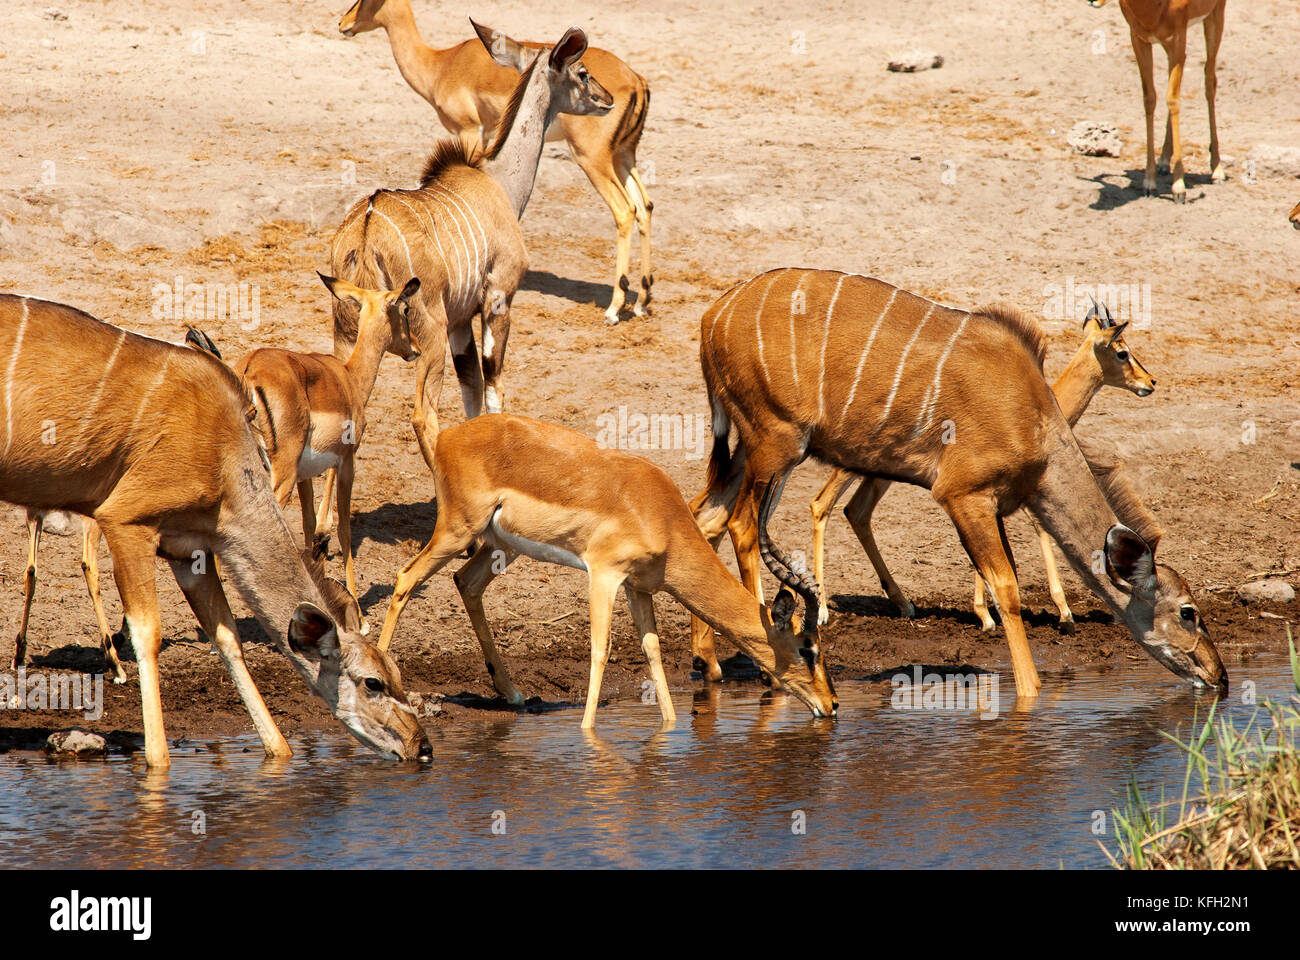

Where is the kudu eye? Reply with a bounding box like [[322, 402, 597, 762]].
[[364, 677, 385, 693], [1179, 605, 1197, 623]]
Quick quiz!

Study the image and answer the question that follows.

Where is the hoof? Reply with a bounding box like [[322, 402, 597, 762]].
[[979, 621, 998, 634], [899, 601, 918, 620], [1058, 617, 1076, 636], [817, 607, 830, 626], [505, 691, 526, 707]]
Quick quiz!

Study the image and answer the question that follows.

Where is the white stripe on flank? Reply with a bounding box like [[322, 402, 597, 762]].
[[389, 194, 451, 290], [128, 352, 172, 436], [836, 288, 898, 429], [817, 275, 847, 421], [915, 313, 969, 433], [3, 298, 29, 455], [753, 270, 782, 388], [421, 190, 472, 307], [431, 184, 487, 282], [880, 302, 935, 424], [371, 208, 416, 288], [86, 328, 128, 418], [706, 282, 748, 363], [789, 271, 808, 390]]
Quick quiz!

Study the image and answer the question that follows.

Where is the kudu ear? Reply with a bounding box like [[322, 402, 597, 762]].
[[771, 587, 798, 632], [471, 19, 530, 72], [288, 602, 342, 662], [549, 26, 588, 71], [1104, 524, 1157, 596]]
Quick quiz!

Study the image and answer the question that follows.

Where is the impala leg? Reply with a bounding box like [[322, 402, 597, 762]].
[[972, 572, 998, 633], [627, 587, 675, 728], [943, 497, 1040, 699], [843, 477, 915, 618], [1204, 4, 1226, 182], [1033, 519, 1074, 633], [687, 447, 746, 682], [297, 479, 317, 549], [314, 470, 337, 543], [576, 152, 638, 324], [1163, 34, 1188, 202], [620, 162, 654, 317], [377, 514, 478, 653], [810, 468, 857, 625], [1131, 32, 1158, 195], [81, 519, 125, 684], [581, 572, 624, 728], [12, 511, 42, 670], [336, 456, 358, 606], [449, 321, 484, 420], [453, 545, 525, 705], [100, 524, 170, 769], [169, 558, 291, 758], [479, 289, 513, 415], [410, 311, 449, 476]]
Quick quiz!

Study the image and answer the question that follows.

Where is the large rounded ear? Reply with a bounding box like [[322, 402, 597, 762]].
[[1104, 524, 1156, 596], [770, 587, 797, 632], [398, 277, 421, 302], [471, 18, 529, 72], [288, 602, 342, 662], [548, 26, 588, 71]]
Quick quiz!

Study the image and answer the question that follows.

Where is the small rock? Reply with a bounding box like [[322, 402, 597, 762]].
[[40, 510, 76, 537], [888, 51, 943, 73], [1067, 120, 1122, 157], [42, 8, 67, 21], [45, 729, 107, 756], [1246, 144, 1300, 179], [1237, 580, 1295, 604]]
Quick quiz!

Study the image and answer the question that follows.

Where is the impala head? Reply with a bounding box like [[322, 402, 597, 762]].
[[470, 20, 614, 117], [756, 480, 838, 718], [1104, 525, 1227, 693], [338, 0, 388, 36], [288, 603, 432, 761], [1290, 200, 1300, 230], [1083, 298, 1156, 396], [319, 272, 421, 362], [1086, 0, 1111, 7]]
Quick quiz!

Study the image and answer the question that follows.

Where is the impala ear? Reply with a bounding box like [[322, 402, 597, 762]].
[[549, 26, 588, 71], [771, 587, 798, 632], [472, 18, 530, 72], [1103, 320, 1130, 344], [319, 272, 362, 309], [1104, 524, 1157, 597], [397, 277, 421, 303], [288, 602, 342, 663]]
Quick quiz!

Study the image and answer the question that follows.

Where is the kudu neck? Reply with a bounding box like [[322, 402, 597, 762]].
[[481, 66, 558, 220]]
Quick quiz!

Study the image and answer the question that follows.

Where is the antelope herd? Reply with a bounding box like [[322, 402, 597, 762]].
[[17, 0, 1295, 770]]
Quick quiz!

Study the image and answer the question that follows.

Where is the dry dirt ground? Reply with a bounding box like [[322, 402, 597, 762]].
[[1, 0, 1297, 750]]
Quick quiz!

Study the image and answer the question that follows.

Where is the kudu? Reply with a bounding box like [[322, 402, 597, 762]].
[[688, 269, 1226, 699], [0, 294, 430, 768], [374, 414, 838, 728]]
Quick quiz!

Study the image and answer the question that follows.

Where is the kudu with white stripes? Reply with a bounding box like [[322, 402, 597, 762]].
[[0, 294, 430, 768], [374, 415, 837, 727], [690, 269, 1225, 699], [328, 26, 612, 476], [807, 299, 1157, 631]]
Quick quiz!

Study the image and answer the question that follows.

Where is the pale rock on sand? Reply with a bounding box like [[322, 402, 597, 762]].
[[1067, 121, 1122, 158], [888, 50, 943, 72], [1237, 580, 1296, 604]]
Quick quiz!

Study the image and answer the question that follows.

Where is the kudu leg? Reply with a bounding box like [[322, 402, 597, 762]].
[[943, 496, 1041, 700], [843, 477, 916, 618], [626, 586, 675, 728], [12, 511, 41, 669], [80, 519, 126, 684], [686, 455, 746, 683], [479, 289, 513, 415], [810, 468, 857, 625], [452, 545, 525, 705], [168, 559, 291, 759], [972, 573, 999, 633], [449, 322, 485, 420]]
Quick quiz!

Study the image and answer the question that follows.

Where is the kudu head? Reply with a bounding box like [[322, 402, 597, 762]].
[[1083, 297, 1156, 396], [470, 20, 614, 118], [319, 272, 421, 362], [287, 602, 432, 761], [756, 478, 839, 718], [1104, 524, 1227, 693]]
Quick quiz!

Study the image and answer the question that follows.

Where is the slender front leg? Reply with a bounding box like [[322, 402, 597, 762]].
[[810, 468, 857, 624], [1034, 521, 1074, 633], [100, 523, 170, 769], [297, 479, 317, 548], [972, 572, 998, 633], [626, 166, 653, 316], [1163, 34, 1188, 201], [448, 320, 485, 420], [843, 477, 915, 617], [453, 545, 524, 705], [12, 511, 42, 669], [377, 518, 478, 653], [626, 587, 674, 728], [479, 290, 513, 415], [169, 559, 291, 758], [410, 309, 449, 476], [314, 469, 337, 542], [1131, 31, 1158, 196], [1204, 3, 1226, 183], [81, 519, 126, 683], [336, 456, 358, 604], [581, 571, 624, 728], [574, 150, 637, 324]]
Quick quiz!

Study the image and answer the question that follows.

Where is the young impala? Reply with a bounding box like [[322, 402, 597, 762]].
[[0, 294, 430, 768], [803, 299, 1157, 632], [374, 414, 838, 728], [236, 274, 420, 609], [688, 269, 1225, 699]]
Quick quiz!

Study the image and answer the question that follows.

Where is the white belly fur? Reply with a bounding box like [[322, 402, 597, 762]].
[[298, 446, 340, 479], [487, 507, 587, 572]]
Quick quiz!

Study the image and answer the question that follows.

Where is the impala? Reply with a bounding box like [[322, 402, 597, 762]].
[[0, 294, 430, 768], [339, 2, 653, 322], [804, 299, 1157, 632], [688, 269, 1225, 699], [374, 414, 838, 728], [236, 273, 420, 610], [1089, 0, 1228, 202]]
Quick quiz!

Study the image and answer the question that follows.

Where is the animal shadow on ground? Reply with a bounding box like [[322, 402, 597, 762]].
[[829, 592, 1112, 632], [351, 497, 438, 549], [442, 691, 578, 714], [521, 268, 612, 311], [1084, 169, 1215, 210]]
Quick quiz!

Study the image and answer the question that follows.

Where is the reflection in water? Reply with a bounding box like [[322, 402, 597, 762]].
[[0, 654, 1290, 869]]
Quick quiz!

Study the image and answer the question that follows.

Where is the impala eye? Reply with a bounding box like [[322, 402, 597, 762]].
[[1180, 605, 1197, 623], [1115, 350, 1129, 361], [364, 677, 384, 693]]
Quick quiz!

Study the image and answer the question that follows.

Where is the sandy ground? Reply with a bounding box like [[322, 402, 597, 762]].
[[0, 0, 1297, 750]]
